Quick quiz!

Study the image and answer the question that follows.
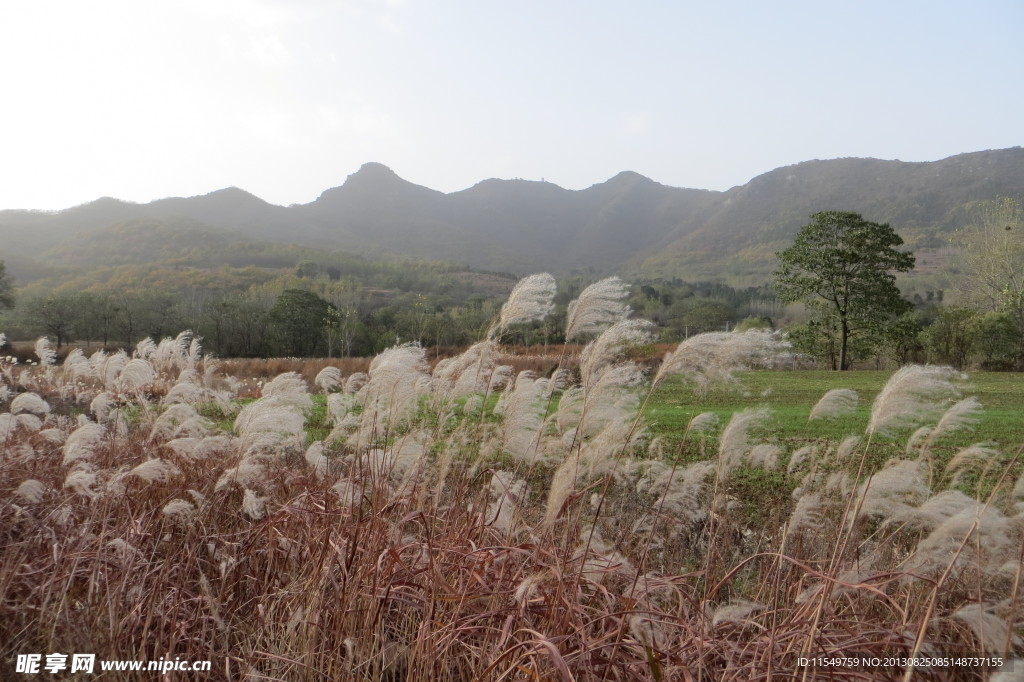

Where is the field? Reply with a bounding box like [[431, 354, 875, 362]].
[[1, 277, 1023, 681]]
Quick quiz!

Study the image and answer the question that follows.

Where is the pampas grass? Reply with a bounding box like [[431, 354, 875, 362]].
[[1, 282, 1021, 681]]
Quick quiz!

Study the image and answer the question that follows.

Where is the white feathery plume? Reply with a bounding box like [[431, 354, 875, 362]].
[[945, 443, 1002, 488], [149, 403, 212, 442], [903, 504, 1012, 577], [920, 397, 983, 456], [784, 493, 825, 543], [16, 479, 46, 503], [564, 276, 631, 341], [952, 603, 1022, 653], [883, 490, 980, 534], [118, 358, 156, 391], [164, 434, 234, 461], [34, 337, 57, 366], [61, 348, 93, 381], [866, 365, 965, 437], [242, 488, 267, 520], [432, 340, 497, 398], [497, 372, 550, 463], [711, 600, 766, 628], [215, 457, 266, 491], [853, 459, 930, 523], [62, 422, 105, 465], [359, 344, 430, 435], [577, 319, 652, 389], [260, 372, 313, 412], [488, 273, 556, 339], [747, 443, 782, 470], [486, 470, 527, 534], [787, 444, 817, 474], [687, 411, 720, 434], [162, 499, 196, 520], [64, 468, 98, 497], [11, 392, 50, 416], [128, 458, 181, 483], [135, 337, 157, 360], [344, 372, 368, 394], [716, 407, 770, 477], [305, 441, 329, 479], [314, 366, 343, 393], [808, 388, 858, 421], [90, 392, 115, 422], [101, 351, 129, 389], [653, 330, 790, 394]]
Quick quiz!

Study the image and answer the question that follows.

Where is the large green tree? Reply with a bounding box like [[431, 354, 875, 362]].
[[774, 211, 915, 370]]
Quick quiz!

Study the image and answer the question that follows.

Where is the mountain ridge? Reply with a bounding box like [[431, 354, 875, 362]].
[[2, 147, 1022, 282]]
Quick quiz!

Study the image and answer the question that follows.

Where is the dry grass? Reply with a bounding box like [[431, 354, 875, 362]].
[[1, 288, 1022, 681]]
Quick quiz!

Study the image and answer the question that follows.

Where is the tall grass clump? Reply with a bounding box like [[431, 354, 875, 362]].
[[1, 278, 1021, 681]]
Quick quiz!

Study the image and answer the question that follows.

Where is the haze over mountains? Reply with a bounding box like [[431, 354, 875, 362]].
[[2, 148, 1023, 285]]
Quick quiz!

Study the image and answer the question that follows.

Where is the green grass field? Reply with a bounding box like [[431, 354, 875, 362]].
[[645, 369, 1024, 505]]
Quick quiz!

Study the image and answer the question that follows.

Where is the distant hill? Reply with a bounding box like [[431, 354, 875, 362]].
[[2, 148, 1022, 284]]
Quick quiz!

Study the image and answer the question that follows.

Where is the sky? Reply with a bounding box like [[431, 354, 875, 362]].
[[1, 0, 1021, 210]]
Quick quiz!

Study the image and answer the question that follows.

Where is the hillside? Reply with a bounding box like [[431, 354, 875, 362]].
[[2, 148, 1022, 285]]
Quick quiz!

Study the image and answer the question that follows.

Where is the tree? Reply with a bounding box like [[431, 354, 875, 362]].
[[0, 260, 14, 310], [954, 197, 1024, 369], [774, 211, 915, 370], [268, 289, 334, 356]]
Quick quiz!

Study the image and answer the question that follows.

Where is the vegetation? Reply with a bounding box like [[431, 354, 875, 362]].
[[774, 211, 915, 370], [1, 276, 1021, 680]]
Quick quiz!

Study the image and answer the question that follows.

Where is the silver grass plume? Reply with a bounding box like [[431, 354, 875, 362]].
[[564, 276, 631, 341], [118, 358, 156, 391], [487, 273, 556, 339], [851, 459, 930, 523], [919, 397, 983, 457], [101, 351, 129, 390], [215, 457, 267, 491], [10, 392, 50, 416], [149, 404, 212, 442], [787, 444, 817, 474], [62, 422, 105, 465], [135, 337, 157, 360], [496, 372, 551, 463], [952, 603, 1022, 653], [866, 365, 965, 437], [16, 479, 46, 504], [716, 407, 770, 478], [577, 319, 652, 389], [808, 388, 858, 421], [903, 504, 1013, 577], [431, 340, 497, 398], [360, 344, 429, 435], [711, 600, 766, 628], [34, 337, 57, 366], [487, 470, 527, 534], [260, 372, 313, 412], [305, 441, 329, 479], [128, 458, 181, 483], [945, 443, 1001, 488], [162, 499, 196, 521], [653, 330, 790, 394], [242, 488, 268, 520], [64, 468, 98, 497], [314, 366, 343, 393], [61, 348, 93, 381]]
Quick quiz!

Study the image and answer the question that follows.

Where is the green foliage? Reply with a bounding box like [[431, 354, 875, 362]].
[[774, 211, 915, 370], [268, 289, 335, 356], [0, 260, 13, 309]]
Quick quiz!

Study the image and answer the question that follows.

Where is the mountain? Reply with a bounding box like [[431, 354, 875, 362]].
[[2, 149, 1022, 284]]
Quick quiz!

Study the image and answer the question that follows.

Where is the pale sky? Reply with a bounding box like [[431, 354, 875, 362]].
[[1, 0, 1021, 210]]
